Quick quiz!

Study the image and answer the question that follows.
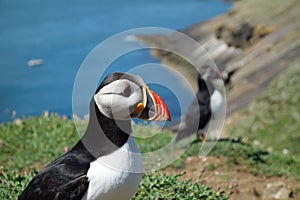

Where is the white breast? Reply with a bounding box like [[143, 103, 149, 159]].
[[210, 90, 223, 115], [81, 135, 143, 200]]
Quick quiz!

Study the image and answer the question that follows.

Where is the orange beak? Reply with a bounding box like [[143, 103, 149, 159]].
[[148, 89, 171, 121], [137, 86, 171, 122]]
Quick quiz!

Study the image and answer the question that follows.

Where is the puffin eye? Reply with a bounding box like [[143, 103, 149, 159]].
[[121, 85, 131, 97]]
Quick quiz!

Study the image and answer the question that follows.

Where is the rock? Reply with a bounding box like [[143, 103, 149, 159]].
[[231, 22, 254, 48], [215, 22, 254, 49], [253, 187, 261, 197], [263, 182, 292, 200], [214, 22, 275, 49]]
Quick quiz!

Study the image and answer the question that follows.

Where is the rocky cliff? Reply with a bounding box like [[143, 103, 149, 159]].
[[137, 0, 300, 115]]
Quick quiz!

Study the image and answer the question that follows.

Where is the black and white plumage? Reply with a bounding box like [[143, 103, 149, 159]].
[[168, 66, 223, 142], [18, 72, 170, 200]]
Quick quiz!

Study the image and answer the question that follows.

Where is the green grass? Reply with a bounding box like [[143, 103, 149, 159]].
[[133, 172, 230, 200], [0, 116, 229, 199], [222, 0, 300, 28], [133, 125, 174, 154], [136, 125, 300, 178], [0, 169, 37, 200], [0, 168, 229, 200], [228, 61, 300, 157], [211, 139, 300, 178], [0, 113, 78, 171]]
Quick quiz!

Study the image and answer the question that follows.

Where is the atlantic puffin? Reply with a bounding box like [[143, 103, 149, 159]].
[[168, 66, 223, 142], [18, 72, 171, 200]]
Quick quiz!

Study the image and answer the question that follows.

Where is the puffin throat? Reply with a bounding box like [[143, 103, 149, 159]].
[[79, 98, 131, 158]]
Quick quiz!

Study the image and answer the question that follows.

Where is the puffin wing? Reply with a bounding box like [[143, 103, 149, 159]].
[[167, 97, 199, 132], [18, 153, 91, 200], [167, 93, 210, 141]]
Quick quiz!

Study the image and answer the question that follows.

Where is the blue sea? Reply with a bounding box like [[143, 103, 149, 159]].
[[0, 0, 231, 122]]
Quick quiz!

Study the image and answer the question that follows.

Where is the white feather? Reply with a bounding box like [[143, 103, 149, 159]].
[[81, 135, 142, 200], [210, 90, 223, 116], [94, 79, 143, 120]]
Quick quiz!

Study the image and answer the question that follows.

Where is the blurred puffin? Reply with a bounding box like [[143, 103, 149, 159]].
[[168, 66, 223, 142], [19, 72, 170, 200]]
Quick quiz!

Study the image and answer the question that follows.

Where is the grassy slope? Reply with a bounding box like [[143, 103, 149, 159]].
[[227, 60, 300, 159], [0, 113, 78, 171], [229, 0, 300, 26]]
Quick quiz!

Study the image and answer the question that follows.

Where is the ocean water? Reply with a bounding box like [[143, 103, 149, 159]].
[[0, 0, 231, 122]]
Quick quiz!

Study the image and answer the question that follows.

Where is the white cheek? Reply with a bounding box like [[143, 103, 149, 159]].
[[94, 94, 131, 119], [129, 91, 142, 107]]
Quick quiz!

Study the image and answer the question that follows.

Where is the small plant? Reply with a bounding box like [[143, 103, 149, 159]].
[[0, 168, 230, 200], [0, 168, 37, 200], [133, 172, 230, 200], [210, 139, 300, 179], [0, 113, 78, 171], [295, 187, 300, 195]]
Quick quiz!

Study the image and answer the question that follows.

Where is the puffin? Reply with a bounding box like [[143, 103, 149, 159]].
[[168, 66, 223, 142], [18, 72, 171, 200]]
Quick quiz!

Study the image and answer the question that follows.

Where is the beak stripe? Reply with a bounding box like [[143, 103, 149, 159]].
[[148, 89, 171, 121], [142, 85, 148, 107]]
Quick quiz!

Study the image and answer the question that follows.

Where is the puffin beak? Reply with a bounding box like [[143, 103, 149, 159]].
[[137, 86, 171, 121], [214, 68, 223, 79], [216, 70, 222, 79]]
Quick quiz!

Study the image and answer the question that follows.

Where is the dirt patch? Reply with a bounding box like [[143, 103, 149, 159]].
[[163, 156, 300, 200]]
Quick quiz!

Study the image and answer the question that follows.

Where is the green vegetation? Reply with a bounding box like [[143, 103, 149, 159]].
[[229, 0, 300, 27], [166, 138, 299, 179], [211, 139, 300, 178], [0, 113, 78, 171], [0, 116, 229, 199], [135, 61, 300, 179], [133, 172, 230, 200], [133, 125, 174, 153], [1, 61, 299, 199], [0, 169, 37, 200], [0, 167, 229, 200], [228, 61, 300, 159]]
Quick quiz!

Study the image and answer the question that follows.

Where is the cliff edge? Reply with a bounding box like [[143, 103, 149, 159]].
[[137, 0, 300, 115]]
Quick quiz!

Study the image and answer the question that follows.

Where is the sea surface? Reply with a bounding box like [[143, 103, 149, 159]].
[[0, 0, 231, 122]]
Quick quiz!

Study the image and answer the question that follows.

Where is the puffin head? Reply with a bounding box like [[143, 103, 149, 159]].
[[93, 72, 171, 122], [199, 65, 222, 81]]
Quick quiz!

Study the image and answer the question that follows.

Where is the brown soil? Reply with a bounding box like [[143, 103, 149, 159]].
[[163, 156, 300, 200]]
